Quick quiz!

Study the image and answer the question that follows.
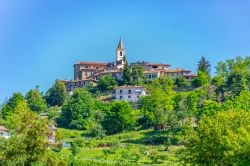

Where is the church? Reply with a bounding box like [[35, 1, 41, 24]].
[[61, 38, 197, 93]]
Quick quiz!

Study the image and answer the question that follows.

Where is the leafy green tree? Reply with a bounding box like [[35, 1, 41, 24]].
[[144, 77, 176, 130], [224, 91, 250, 112], [212, 75, 226, 102], [45, 80, 67, 107], [192, 71, 209, 87], [138, 95, 155, 128], [197, 56, 211, 76], [226, 69, 248, 97], [1, 92, 25, 119], [0, 100, 50, 165], [131, 64, 145, 85], [198, 100, 222, 117], [102, 101, 138, 134], [175, 76, 191, 88], [97, 75, 118, 91], [186, 91, 199, 116], [25, 88, 47, 113], [58, 88, 95, 129], [180, 110, 250, 166]]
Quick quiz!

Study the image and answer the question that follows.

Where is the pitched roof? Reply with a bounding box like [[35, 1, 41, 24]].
[[74, 62, 108, 66], [114, 86, 145, 89], [184, 74, 198, 77], [161, 69, 191, 73], [61, 79, 96, 83], [143, 63, 170, 67], [117, 37, 125, 49], [143, 70, 160, 74], [0, 126, 8, 131]]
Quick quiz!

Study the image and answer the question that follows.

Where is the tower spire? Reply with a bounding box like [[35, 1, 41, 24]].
[[117, 36, 124, 49], [116, 37, 126, 64]]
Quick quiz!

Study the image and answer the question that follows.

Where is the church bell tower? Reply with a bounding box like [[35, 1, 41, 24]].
[[116, 37, 126, 62]]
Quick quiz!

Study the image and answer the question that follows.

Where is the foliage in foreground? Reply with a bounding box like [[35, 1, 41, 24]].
[[179, 110, 250, 166]]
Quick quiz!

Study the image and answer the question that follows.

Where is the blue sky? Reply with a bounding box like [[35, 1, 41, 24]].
[[1, 0, 250, 103]]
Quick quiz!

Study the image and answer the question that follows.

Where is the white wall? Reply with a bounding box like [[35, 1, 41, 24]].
[[115, 87, 146, 102], [0, 131, 10, 139]]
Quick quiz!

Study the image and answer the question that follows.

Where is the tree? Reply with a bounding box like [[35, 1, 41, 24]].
[[175, 76, 191, 88], [138, 95, 155, 128], [97, 75, 118, 91], [58, 88, 95, 129], [102, 101, 138, 134], [141, 77, 176, 130], [25, 88, 47, 113], [223, 91, 250, 112], [198, 100, 222, 117], [1, 92, 25, 119], [192, 71, 209, 87], [197, 56, 211, 76], [123, 58, 132, 85], [226, 69, 248, 97], [45, 80, 67, 107], [180, 110, 250, 165], [131, 64, 145, 85], [0, 100, 50, 165]]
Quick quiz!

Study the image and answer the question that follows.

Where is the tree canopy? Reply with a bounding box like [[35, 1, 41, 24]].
[[45, 80, 67, 107], [180, 110, 250, 166], [25, 88, 47, 113], [97, 75, 118, 91], [0, 100, 50, 165]]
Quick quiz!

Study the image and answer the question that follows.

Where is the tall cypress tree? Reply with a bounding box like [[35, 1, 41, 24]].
[[198, 56, 211, 75], [123, 57, 132, 85]]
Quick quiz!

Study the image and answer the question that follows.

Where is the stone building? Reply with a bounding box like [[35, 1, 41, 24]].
[[61, 37, 197, 93]]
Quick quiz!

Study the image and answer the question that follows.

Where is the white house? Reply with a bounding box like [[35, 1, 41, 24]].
[[0, 126, 10, 139], [114, 86, 146, 102]]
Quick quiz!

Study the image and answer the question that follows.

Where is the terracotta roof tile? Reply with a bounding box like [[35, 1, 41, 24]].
[[74, 62, 108, 66], [143, 63, 170, 66], [0, 126, 8, 131], [114, 86, 145, 89]]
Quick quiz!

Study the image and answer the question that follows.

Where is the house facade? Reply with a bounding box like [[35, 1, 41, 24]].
[[114, 86, 146, 102], [61, 79, 97, 94], [0, 126, 10, 139]]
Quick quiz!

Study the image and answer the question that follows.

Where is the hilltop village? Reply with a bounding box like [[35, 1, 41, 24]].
[[61, 38, 197, 102]]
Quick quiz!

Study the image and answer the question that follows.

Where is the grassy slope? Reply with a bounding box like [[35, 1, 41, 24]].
[[57, 128, 181, 165]]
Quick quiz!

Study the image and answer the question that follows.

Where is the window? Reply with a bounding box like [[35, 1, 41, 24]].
[[128, 96, 131, 98], [120, 96, 122, 99], [120, 90, 123, 94], [85, 66, 88, 68], [120, 51, 122, 56], [128, 89, 132, 94]]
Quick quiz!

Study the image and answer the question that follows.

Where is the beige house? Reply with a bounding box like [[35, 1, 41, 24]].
[[61, 79, 97, 94], [143, 68, 197, 81], [0, 126, 10, 139], [114, 86, 146, 102]]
